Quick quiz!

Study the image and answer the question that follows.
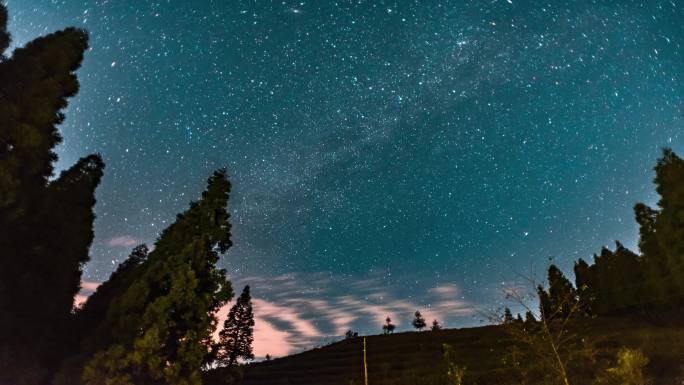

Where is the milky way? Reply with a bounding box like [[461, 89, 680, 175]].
[[7, 0, 683, 355]]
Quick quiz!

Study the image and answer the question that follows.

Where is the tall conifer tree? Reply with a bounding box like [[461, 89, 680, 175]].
[[538, 265, 577, 320], [0, 4, 9, 56], [0, 5, 101, 384], [83, 170, 234, 385], [216, 285, 255, 366]]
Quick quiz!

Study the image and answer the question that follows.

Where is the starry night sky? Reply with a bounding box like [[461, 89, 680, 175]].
[[7, 0, 684, 356]]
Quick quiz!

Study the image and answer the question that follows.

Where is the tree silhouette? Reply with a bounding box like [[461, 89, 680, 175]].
[[54, 245, 149, 385], [382, 316, 395, 334], [431, 319, 442, 331], [412, 310, 426, 331], [634, 149, 684, 312], [500, 272, 591, 385], [575, 242, 642, 316], [570, 148, 684, 319], [503, 307, 514, 324], [0, 3, 9, 56], [345, 330, 358, 339], [216, 285, 256, 366], [538, 265, 577, 320], [0, 4, 99, 384], [83, 170, 234, 385]]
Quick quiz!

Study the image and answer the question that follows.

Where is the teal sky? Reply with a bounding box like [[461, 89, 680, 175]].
[[7, 0, 683, 356]]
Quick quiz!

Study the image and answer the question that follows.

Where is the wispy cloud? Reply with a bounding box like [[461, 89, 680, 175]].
[[107, 235, 138, 247], [73, 280, 100, 308], [218, 273, 476, 359], [74, 273, 475, 360]]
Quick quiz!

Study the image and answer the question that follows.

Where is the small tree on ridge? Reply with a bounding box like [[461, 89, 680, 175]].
[[412, 310, 426, 331], [382, 316, 395, 334]]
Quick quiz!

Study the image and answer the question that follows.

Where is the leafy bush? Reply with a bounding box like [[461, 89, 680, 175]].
[[596, 348, 650, 385]]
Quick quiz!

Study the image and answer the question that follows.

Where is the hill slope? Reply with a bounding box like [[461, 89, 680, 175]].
[[225, 318, 684, 385]]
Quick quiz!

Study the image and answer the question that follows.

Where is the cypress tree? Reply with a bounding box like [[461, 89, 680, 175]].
[[216, 285, 255, 366], [83, 170, 234, 385]]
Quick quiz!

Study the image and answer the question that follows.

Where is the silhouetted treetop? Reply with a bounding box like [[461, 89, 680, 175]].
[[412, 310, 426, 331], [0, 27, 88, 209], [0, 10, 96, 384], [0, 4, 9, 56]]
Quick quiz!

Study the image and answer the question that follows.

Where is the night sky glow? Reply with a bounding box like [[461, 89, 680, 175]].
[[8, 0, 683, 357]]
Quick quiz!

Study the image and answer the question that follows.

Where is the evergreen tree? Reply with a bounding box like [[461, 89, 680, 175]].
[[77, 244, 149, 347], [216, 285, 255, 366], [642, 149, 684, 308], [0, 3, 9, 56], [412, 310, 426, 331], [573, 149, 684, 318], [0, 26, 88, 211], [574, 242, 642, 316], [83, 170, 234, 385], [634, 202, 670, 311], [431, 319, 442, 331], [44, 155, 104, 320], [539, 265, 577, 320], [503, 307, 514, 324], [54, 245, 149, 385], [382, 316, 395, 334], [0, 6, 99, 384]]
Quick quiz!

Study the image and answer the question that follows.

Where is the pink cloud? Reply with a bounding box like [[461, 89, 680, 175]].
[[252, 318, 292, 357], [73, 280, 101, 308], [74, 294, 89, 308], [81, 280, 100, 293], [72, 272, 475, 359], [213, 296, 324, 358], [429, 284, 461, 297], [107, 236, 138, 247], [253, 298, 322, 339]]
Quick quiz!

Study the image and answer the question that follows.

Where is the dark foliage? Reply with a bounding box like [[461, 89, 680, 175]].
[[52, 245, 150, 385], [0, 5, 99, 384], [573, 149, 684, 321], [412, 310, 427, 331], [538, 265, 577, 321], [382, 316, 395, 334], [82, 170, 234, 385], [0, 3, 9, 56], [503, 308, 514, 324], [345, 330, 359, 339]]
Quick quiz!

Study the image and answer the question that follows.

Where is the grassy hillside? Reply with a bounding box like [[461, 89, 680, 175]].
[[222, 318, 684, 385]]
